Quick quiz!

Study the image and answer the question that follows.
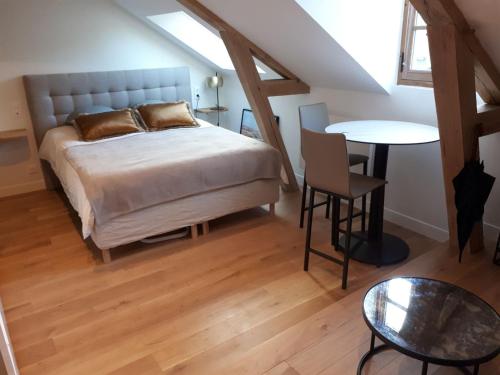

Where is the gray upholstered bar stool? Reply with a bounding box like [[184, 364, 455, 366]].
[[301, 128, 386, 289], [298, 103, 369, 230]]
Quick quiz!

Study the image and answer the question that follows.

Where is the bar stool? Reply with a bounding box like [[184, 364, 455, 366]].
[[301, 128, 386, 289], [298, 103, 369, 230]]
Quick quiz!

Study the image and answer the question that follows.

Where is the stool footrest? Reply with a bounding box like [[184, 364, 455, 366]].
[[308, 247, 344, 266]]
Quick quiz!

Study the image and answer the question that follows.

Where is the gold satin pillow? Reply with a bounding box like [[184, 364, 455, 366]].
[[74, 109, 142, 141], [136, 101, 198, 131]]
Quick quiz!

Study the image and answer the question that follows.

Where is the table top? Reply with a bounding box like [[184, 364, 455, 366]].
[[363, 277, 500, 366], [325, 120, 440, 145]]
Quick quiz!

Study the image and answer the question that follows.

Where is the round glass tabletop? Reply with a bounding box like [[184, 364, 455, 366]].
[[363, 277, 500, 366], [325, 120, 440, 145]]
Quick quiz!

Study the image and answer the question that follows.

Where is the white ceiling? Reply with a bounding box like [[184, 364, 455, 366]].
[[117, 0, 386, 94], [197, 0, 385, 93], [117, 0, 500, 94]]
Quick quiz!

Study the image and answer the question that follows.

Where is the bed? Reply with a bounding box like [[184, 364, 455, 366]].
[[23, 67, 280, 262]]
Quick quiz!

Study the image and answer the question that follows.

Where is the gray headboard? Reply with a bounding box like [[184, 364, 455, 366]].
[[23, 66, 192, 146]]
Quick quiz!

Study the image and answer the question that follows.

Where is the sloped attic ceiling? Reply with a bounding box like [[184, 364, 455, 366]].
[[455, 0, 500, 68], [116, 0, 386, 94], [118, 0, 500, 95]]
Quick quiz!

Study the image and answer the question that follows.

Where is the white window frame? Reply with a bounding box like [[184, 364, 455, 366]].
[[398, 0, 433, 87]]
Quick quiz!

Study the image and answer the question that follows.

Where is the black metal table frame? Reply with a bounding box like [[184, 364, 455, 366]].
[[358, 277, 500, 375], [357, 331, 481, 375], [327, 122, 441, 266], [339, 144, 411, 266]]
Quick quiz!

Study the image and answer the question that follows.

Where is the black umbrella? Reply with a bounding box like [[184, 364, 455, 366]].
[[453, 160, 495, 262]]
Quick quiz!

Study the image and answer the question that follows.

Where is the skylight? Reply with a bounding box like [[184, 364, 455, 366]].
[[148, 11, 264, 73]]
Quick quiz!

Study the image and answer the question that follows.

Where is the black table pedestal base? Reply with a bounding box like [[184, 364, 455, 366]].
[[338, 232, 410, 265], [358, 334, 481, 375]]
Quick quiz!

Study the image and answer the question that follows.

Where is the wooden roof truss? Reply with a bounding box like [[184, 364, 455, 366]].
[[180, 0, 500, 251], [178, 0, 310, 191], [410, 0, 500, 252]]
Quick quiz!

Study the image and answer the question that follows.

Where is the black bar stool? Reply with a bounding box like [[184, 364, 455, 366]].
[[301, 128, 386, 289], [298, 103, 368, 230]]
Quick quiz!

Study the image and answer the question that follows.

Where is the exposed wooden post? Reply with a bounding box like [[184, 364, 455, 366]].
[[427, 23, 483, 251], [177, 0, 310, 191], [410, 0, 500, 104], [407, 0, 500, 252], [220, 31, 298, 191]]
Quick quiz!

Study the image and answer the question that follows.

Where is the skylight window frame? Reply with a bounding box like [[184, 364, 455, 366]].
[[398, 0, 433, 88], [147, 11, 265, 74]]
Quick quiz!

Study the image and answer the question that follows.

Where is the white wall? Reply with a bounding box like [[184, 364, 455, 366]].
[[220, 74, 500, 242], [295, 0, 404, 92], [0, 0, 216, 197]]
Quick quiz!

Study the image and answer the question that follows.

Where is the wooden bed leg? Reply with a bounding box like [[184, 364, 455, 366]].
[[101, 249, 111, 264], [191, 224, 198, 239], [269, 203, 275, 216], [202, 222, 209, 235]]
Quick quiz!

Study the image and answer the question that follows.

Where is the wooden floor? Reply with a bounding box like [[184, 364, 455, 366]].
[[0, 190, 498, 375]]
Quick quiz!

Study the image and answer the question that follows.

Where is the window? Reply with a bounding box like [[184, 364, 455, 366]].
[[148, 11, 264, 73], [398, 1, 432, 87], [148, 11, 234, 70]]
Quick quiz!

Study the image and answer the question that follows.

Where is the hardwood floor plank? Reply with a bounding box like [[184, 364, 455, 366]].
[[0, 190, 497, 375], [263, 362, 300, 375], [107, 355, 163, 375], [13, 338, 57, 369]]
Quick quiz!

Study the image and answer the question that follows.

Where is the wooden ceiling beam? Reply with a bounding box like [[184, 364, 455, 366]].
[[220, 31, 298, 191], [477, 104, 500, 137], [479, 121, 500, 138], [410, 0, 500, 104], [467, 37, 500, 104], [177, 0, 311, 191], [260, 79, 310, 97]]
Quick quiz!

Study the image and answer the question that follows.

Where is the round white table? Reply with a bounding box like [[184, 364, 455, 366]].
[[325, 120, 440, 265]]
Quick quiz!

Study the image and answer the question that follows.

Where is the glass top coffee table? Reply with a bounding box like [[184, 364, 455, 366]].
[[358, 277, 500, 374]]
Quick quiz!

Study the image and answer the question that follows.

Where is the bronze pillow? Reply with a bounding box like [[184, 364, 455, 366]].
[[136, 101, 198, 131], [74, 109, 142, 141]]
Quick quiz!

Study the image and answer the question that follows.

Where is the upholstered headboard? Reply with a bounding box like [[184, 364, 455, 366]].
[[23, 67, 192, 146]]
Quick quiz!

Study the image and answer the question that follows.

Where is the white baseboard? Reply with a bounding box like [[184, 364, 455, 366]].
[[0, 180, 45, 198], [295, 172, 499, 243], [383, 207, 449, 242]]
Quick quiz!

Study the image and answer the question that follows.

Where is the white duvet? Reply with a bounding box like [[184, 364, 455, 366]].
[[38, 120, 215, 238]]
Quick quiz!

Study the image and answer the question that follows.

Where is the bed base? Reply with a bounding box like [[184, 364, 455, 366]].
[[100, 203, 275, 264]]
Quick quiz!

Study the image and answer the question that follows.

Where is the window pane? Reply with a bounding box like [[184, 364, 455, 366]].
[[410, 29, 431, 71], [414, 12, 426, 27]]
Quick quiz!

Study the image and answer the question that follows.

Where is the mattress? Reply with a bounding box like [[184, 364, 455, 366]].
[[39, 120, 280, 245]]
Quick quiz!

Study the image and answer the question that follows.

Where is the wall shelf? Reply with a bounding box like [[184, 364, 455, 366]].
[[194, 106, 228, 114], [0, 129, 28, 141]]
